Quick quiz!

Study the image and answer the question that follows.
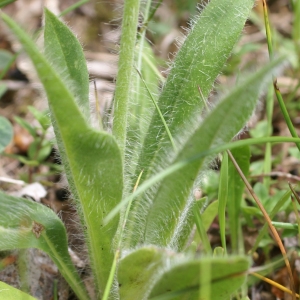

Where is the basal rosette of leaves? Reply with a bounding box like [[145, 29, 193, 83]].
[[0, 0, 286, 299]]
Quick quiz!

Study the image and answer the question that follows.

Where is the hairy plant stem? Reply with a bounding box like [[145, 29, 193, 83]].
[[112, 0, 140, 158]]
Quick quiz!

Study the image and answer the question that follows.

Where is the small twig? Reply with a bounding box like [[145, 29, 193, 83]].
[[289, 183, 300, 204], [251, 172, 300, 182], [251, 272, 299, 299]]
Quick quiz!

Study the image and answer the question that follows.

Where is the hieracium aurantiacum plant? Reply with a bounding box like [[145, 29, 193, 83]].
[[0, 0, 287, 299]]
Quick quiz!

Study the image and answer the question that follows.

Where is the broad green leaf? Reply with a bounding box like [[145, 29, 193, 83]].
[[0, 191, 89, 300], [118, 247, 168, 300], [1, 11, 123, 294], [44, 9, 90, 121], [118, 247, 249, 300], [0, 281, 36, 300], [0, 116, 13, 152], [143, 57, 285, 248], [126, 0, 256, 247], [148, 256, 250, 300], [228, 146, 250, 253]]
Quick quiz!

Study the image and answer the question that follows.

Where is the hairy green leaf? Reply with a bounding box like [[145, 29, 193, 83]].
[[0, 192, 89, 300], [135, 0, 256, 180], [148, 256, 249, 300], [1, 11, 123, 294], [143, 56, 285, 248], [0, 281, 36, 300], [44, 9, 90, 121], [126, 0, 256, 247], [118, 247, 168, 300]]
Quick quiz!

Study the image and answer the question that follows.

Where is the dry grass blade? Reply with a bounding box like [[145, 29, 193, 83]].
[[251, 272, 299, 298], [227, 150, 296, 299]]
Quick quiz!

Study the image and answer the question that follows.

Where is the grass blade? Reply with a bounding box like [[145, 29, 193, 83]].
[[228, 146, 250, 253], [218, 152, 228, 253], [193, 199, 212, 255]]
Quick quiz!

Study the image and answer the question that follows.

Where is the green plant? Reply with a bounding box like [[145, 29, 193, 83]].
[[0, 1, 291, 299], [0, 116, 13, 153]]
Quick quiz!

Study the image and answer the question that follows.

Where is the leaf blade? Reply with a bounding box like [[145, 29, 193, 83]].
[[144, 56, 285, 248], [126, 0, 256, 247], [1, 11, 123, 294], [44, 9, 90, 121], [0, 191, 89, 300]]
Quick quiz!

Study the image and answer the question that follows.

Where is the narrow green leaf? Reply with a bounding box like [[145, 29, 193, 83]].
[[292, 0, 300, 44], [44, 9, 90, 121], [0, 116, 13, 152], [13, 116, 36, 137], [143, 57, 285, 248], [228, 146, 250, 253], [218, 152, 228, 253], [59, 0, 89, 17], [1, 11, 123, 294], [202, 200, 219, 231], [0, 0, 15, 8], [0, 192, 89, 300], [0, 281, 36, 300], [250, 189, 292, 253], [27, 106, 51, 131], [148, 256, 250, 300], [193, 199, 212, 255]]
